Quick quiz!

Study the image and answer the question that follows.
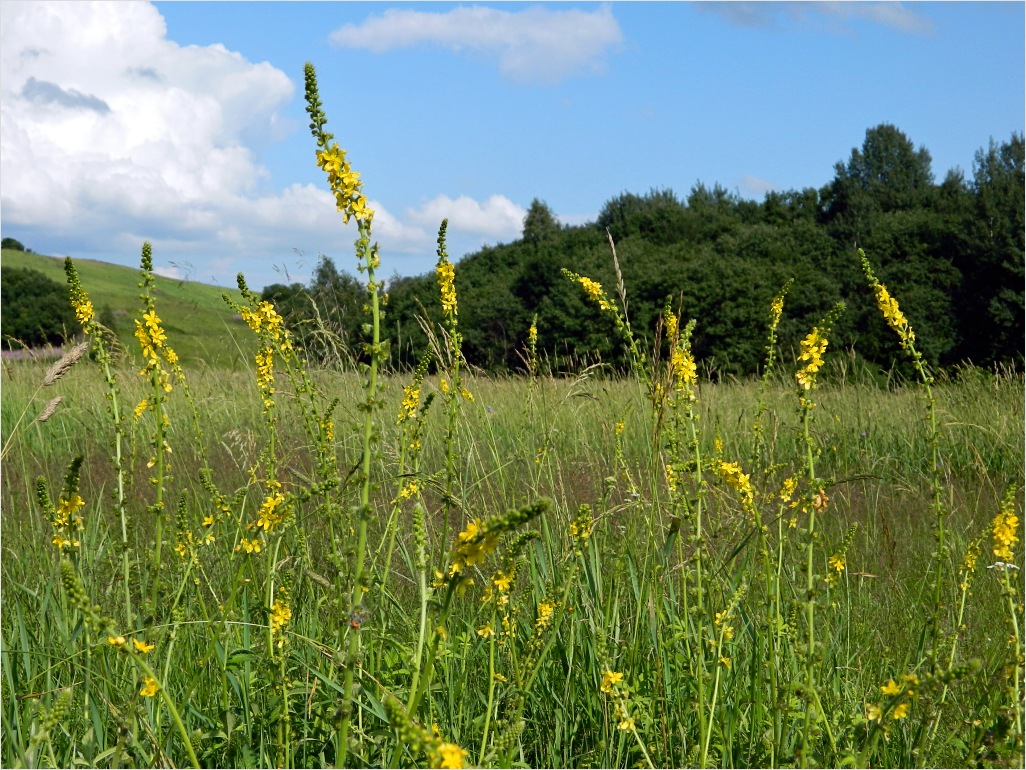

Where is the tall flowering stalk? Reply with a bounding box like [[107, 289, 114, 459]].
[[860, 249, 949, 672], [563, 268, 650, 396], [64, 258, 133, 626], [304, 61, 383, 764], [991, 484, 1023, 738], [794, 303, 843, 766], [134, 244, 181, 614], [434, 220, 470, 562]]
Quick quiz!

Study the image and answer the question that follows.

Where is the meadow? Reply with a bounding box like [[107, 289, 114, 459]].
[[1, 64, 1023, 769]]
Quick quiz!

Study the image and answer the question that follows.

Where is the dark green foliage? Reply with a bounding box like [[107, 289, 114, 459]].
[[1, 237, 26, 251], [275, 125, 1024, 375], [0, 266, 76, 349], [521, 198, 560, 244]]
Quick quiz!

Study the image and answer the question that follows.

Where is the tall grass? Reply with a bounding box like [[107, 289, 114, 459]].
[[1, 64, 1023, 769]]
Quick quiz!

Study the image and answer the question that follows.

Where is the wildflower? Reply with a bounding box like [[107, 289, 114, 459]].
[[202, 515, 214, 528], [618, 716, 636, 732], [601, 670, 624, 694], [880, 679, 901, 696], [716, 460, 755, 511], [108, 635, 126, 646], [254, 493, 287, 532], [140, 677, 160, 698], [866, 704, 883, 722], [719, 656, 731, 668], [992, 507, 1019, 562], [779, 476, 798, 503], [796, 327, 828, 390], [493, 672, 508, 682], [892, 702, 910, 719], [74, 298, 95, 326], [133, 639, 155, 654], [398, 382, 421, 425], [269, 598, 292, 638], [133, 399, 149, 419], [436, 258, 457, 318], [448, 518, 500, 575], [235, 537, 262, 554], [477, 623, 495, 638], [535, 601, 555, 630], [492, 571, 513, 592], [671, 347, 698, 389], [437, 742, 468, 769]]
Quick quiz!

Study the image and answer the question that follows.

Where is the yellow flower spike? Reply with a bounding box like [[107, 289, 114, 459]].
[[992, 508, 1019, 561], [600, 670, 624, 694], [437, 742, 468, 769]]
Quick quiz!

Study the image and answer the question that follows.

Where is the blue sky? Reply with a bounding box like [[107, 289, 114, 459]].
[[1, 2, 1022, 290]]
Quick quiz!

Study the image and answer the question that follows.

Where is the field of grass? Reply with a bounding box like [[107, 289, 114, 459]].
[[1, 66, 1022, 770], [1, 248, 249, 369], [1, 285, 1023, 768]]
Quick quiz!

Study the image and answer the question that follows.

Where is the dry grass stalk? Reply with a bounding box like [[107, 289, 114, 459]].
[[43, 341, 89, 386], [35, 396, 63, 423]]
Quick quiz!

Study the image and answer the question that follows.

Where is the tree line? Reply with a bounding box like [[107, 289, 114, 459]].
[[267, 125, 1022, 377]]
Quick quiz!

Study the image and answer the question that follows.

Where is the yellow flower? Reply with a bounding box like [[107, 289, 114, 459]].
[[437, 742, 468, 769], [269, 599, 292, 636], [254, 493, 286, 532], [133, 639, 155, 653], [535, 601, 555, 630], [202, 515, 214, 527], [140, 677, 160, 698], [992, 509, 1019, 561], [74, 299, 95, 326], [880, 679, 901, 696], [796, 327, 828, 390], [719, 656, 731, 668], [866, 704, 882, 722], [235, 537, 262, 554], [618, 716, 636, 731], [492, 571, 513, 592], [108, 635, 126, 646], [477, 623, 495, 638], [600, 670, 624, 694], [398, 383, 421, 424], [829, 553, 846, 574], [436, 259, 458, 318], [892, 702, 910, 719]]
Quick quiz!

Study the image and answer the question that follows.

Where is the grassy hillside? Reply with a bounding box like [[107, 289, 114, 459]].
[[1, 248, 252, 369]]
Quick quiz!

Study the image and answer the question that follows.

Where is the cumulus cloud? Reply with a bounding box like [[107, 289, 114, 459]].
[[330, 4, 623, 84], [0, 2, 536, 288], [406, 194, 526, 239], [0, 1, 323, 287], [697, 2, 934, 35]]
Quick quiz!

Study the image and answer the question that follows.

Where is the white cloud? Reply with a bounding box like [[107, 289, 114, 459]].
[[330, 4, 623, 84], [406, 194, 526, 239], [697, 2, 934, 35], [739, 175, 777, 199], [0, 2, 536, 289], [0, 1, 334, 288]]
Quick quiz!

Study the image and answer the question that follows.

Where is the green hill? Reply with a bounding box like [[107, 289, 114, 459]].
[[1, 249, 252, 369]]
